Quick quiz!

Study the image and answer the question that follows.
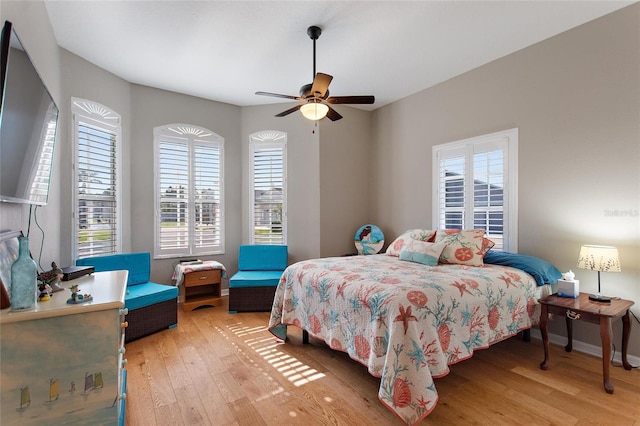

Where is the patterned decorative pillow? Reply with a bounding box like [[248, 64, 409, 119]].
[[385, 229, 437, 257], [480, 237, 496, 255], [435, 229, 487, 266], [399, 240, 446, 266]]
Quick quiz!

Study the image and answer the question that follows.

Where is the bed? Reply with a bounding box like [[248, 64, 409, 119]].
[[268, 229, 561, 425]]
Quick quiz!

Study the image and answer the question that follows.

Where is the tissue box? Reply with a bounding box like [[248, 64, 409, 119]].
[[557, 279, 579, 298]]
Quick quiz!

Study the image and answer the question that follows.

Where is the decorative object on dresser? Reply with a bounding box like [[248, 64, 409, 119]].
[[576, 245, 621, 303], [172, 260, 226, 311], [229, 245, 287, 313], [10, 235, 37, 311], [38, 261, 64, 292], [75, 252, 178, 342]]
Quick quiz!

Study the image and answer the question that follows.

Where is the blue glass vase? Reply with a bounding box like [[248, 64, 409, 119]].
[[10, 236, 37, 310]]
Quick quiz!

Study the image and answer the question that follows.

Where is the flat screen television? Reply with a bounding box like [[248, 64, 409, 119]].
[[0, 20, 59, 206]]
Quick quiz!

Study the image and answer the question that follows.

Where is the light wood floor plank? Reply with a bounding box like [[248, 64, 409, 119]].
[[124, 297, 640, 425], [123, 341, 157, 423]]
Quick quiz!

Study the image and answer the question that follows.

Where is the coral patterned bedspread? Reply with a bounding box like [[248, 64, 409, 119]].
[[268, 254, 551, 425]]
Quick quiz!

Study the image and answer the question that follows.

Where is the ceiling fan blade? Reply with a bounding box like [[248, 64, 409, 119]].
[[310, 73, 333, 98], [327, 95, 375, 104], [326, 105, 343, 121], [256, 91, 301, 101], [275, 104, 303, 117]]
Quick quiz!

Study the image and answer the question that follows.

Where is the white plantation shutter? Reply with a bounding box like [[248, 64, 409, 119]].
[[157, 140, 189, 253], [250, 131, 287, 245], [473, 149, 505, 248], [155, 125, 224, 257], [438, 151, 466, 230], [72, 99, 121, 259], [433, 129, 518, 251]]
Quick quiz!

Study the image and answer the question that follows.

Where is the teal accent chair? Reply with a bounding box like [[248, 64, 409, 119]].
[[228, 245, 287, 313], [76, 252, 178, 342]]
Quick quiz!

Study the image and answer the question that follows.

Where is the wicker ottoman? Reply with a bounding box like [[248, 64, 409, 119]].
[[125, 298, 178, 342], [228, 286, 277, 312]]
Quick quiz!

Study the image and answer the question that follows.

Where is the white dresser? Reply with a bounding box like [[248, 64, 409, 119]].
[[0, 270, 128, 425]]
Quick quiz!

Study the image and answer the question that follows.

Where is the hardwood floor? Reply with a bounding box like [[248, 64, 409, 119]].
[[125, 297, 640, 425]]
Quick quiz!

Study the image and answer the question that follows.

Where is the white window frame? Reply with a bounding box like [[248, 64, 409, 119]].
[[71, 98, 122, 260], [249, 131, 287, 245], [154, 124, 225, 258], [432, 128, 518, 252]]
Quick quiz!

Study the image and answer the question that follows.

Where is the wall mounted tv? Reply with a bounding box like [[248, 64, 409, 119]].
[[0, 20, 59, 206]]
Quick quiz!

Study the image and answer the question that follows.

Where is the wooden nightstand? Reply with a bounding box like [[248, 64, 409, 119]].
[[538, 292, 634, 394], [182, 268, 222, 311], [173, 261, 227, 311]]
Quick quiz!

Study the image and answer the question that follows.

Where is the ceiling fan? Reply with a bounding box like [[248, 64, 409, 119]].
[[255, 25, 375, 121]]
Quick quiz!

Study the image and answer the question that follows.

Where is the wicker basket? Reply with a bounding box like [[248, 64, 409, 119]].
[[228, 286, 277, 312], [125, 298, 177, 342]]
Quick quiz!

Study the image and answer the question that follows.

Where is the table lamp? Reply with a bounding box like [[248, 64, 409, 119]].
[[576, 245, 621, 303]]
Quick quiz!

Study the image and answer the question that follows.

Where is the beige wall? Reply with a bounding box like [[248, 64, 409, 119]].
[[320, 106, 373, 257], [372, 5, 640, 356]]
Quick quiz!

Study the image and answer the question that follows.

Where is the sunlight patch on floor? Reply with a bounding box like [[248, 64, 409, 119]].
[[257, 343, 326, 387], [226, 321, 326, 388], [227, 323, 270, 337]]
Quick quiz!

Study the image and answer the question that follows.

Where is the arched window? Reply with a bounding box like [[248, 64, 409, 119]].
[[72, 98, 122, 259], [250, 131, 287, 245], [154, 124, 224, 257]]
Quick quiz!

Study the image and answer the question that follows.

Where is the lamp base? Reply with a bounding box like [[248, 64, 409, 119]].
[[588, 293, 611, 303]]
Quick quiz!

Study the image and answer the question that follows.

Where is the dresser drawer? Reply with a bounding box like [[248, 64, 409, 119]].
[[183, 269, 221, 287]]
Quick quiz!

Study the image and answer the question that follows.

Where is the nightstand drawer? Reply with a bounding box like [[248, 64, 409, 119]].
[[184, 269, 221, 287]]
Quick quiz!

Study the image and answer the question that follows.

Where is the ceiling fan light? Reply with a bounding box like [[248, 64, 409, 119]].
[[300, 102, 329, 120]]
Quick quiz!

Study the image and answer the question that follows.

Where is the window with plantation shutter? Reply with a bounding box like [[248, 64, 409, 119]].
[[154, 124, 224, 258], [432, 128, 518, 252], [72, 99, 121, 259], [250, 131, 287, 245]]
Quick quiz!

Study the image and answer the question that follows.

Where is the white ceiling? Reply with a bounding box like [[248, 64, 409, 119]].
[[44, 1, 633, 112]]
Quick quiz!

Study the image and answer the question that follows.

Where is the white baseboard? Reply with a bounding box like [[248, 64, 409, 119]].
[[529, 328, 640, 367], [221, 288, 229, 296]]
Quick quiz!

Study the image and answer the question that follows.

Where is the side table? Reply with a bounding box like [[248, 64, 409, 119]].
[[173, 261, 227, 311], [538, 292, 634, 394]]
